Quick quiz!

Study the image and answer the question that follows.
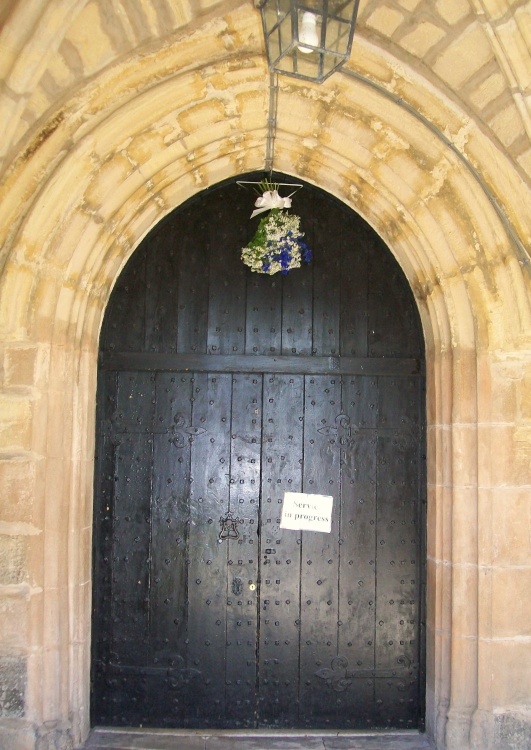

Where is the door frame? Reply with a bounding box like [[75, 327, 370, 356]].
[[90, 176, 427, 731]]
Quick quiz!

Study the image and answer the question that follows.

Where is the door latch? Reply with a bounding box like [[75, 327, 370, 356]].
[[219, 511, 244, 541]]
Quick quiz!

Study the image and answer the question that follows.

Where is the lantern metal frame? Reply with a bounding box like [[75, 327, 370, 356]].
[[258, 0, 361, 83]]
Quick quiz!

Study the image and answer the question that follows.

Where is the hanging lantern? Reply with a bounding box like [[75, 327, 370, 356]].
[[258, 0, 361, 83]]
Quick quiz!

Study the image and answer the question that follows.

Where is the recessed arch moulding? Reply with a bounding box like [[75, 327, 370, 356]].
[[0, 13, 529, 750]]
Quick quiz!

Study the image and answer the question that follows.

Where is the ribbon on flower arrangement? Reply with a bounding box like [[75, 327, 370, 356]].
[[251, 189, 292, 218]]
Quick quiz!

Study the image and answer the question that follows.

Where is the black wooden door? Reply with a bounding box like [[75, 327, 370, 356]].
[[92, 175, 426, 730]]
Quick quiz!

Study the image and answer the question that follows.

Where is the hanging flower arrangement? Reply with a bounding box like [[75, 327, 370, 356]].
[[241, 186, 312, 275]]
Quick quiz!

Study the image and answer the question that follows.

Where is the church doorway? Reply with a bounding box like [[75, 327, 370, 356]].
[[91, 176, 426, 730]]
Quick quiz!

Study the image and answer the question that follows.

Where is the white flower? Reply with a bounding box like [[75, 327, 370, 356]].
[[241, 210, 312, 276]]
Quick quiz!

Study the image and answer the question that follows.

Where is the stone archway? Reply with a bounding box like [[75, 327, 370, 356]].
[[0, 6, 529, 750]]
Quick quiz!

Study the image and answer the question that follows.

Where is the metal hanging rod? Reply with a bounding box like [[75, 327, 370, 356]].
[[236, 72, 303, 196], [265, 71, 278, 174], [236, 180, 303, 194]]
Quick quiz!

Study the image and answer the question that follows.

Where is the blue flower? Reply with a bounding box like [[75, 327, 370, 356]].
[[280, 250, 291, 268], [241, 210, 312, 275]]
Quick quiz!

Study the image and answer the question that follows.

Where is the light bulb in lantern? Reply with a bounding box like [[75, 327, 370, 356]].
[[298, 12, 319, 53]]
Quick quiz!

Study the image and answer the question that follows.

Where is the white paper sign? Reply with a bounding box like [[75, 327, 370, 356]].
[[280, 492, 333, 533]]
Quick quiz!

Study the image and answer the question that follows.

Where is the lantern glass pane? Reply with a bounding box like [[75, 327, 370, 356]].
[[267, 26, 281, 64], [298, 0, 324, 12], [324, 17, 350, 55], [262, 2, 274, 34], [278, 12, 294, 55], [276, 50, 296, 76], [262, 0, 290, 34], [328, 0, 357, 21], [263, 5, 278, 35], [322, 52, 342, 79], [278, 0, 292, 16], [294, 50, 321, 80]]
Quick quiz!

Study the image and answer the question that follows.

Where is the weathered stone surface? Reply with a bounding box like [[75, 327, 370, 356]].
[[493, 710, 531, 750], [0, 718, 36, 750], [0, 534, 27, 585], [0, 655, 26, 718], [36, 722, 74, 750], [0, 456, 40, 525]]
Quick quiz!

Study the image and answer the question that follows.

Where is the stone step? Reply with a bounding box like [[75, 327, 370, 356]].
[[82, 728, 435, 750]]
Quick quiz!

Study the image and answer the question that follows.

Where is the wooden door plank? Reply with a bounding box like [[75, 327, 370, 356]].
[[101, 352, 423, 377], [245, 275, 282, 356], [149, 374, 194, 671], [111, 371, 156, 433], [281, 272, 313, 356], [340, 226, 368, 358], [309, 202, 340, 357], [110, 433, 152, 668], [176, 211, 209, 355], [207, 205, 247, 356], [186, 373, 232, 727], [299, 375, 342, 727], [258, 374, 305, 727], [91, 432, 116, 724], [100, 249, 146, 353], [144, 228, 180, 353], [373, 375, 422, 727], [368, 251, 423, 359], [336, 376, 379, 727], [224, 374, 262, 727], [373, 432, 420, 728]]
